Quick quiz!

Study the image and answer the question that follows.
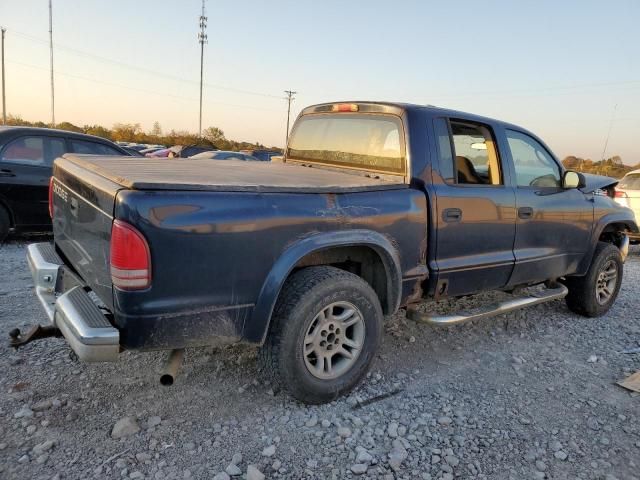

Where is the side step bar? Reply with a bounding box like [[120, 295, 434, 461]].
[[407, 284, 568, 326]]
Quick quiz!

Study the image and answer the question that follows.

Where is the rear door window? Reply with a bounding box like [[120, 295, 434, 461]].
[[434, 119, 503, 186], [1, 136, 46, 166], [287, 114, 405, 174], [70, 139, 122, 155]]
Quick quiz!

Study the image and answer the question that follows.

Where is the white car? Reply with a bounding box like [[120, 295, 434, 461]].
[[615, 169, 640, 224]]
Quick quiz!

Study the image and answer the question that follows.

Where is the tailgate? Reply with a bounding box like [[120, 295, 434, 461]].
[[51, 157, 123, 309]]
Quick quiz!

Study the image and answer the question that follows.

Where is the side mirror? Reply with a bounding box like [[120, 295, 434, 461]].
[[563, 170, 585, 189]]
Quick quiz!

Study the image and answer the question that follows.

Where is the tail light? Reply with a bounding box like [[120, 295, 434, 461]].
[[110, 220, 151, 290], [614, 189, 628, 198], [48, 177, 54, 218], [332, 103, 359, 112]]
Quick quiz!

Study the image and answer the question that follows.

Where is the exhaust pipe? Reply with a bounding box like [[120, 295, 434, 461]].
[[160, 349, 184, 386]]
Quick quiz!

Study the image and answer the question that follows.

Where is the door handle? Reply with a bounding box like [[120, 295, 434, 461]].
[[0, 168, 15, 177], [443, 208, 462, 223], [518, 206, 534, 219]]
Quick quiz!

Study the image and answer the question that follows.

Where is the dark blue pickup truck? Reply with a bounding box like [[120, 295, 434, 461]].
[[19, 102, 638, 404]]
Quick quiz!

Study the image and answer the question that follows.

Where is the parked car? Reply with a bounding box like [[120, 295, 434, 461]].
[[190, 150, 261, 161], [168, 143, 218, 158], [614, 169, 640, 241], [121, 146, 145, 157], [126, 144, 148, 152], [240, 149, 282, 161], [146, 148, 171, 158], [139, 147, 165, 155], [614, 169, 640, 217], [0, 126, 129, 241], [20, 102, 637, 404]]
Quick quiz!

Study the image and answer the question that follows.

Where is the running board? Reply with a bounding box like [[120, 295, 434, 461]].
[[407, 284, 568, 326]]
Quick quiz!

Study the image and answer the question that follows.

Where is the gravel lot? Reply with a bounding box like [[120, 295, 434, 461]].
[[0, 238, 639, 480]]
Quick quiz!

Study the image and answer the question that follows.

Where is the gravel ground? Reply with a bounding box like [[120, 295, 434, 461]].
[[0, 238, 639, 480]]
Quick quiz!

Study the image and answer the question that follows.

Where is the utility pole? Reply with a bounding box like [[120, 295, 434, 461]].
[[1, 27, 6, 124], [48, 0, 55, 126], [284, 90, 297, 146], [197, 0, 207, 137]]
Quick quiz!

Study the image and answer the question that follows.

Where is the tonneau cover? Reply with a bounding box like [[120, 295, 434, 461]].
[[59, 154, 406, 193]]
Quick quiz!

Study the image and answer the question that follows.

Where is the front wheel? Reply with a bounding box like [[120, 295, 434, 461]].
[[564, 242, 623, 317], [259, 266, 383, 404]]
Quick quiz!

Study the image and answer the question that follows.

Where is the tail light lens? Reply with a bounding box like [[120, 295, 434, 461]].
[[110, 220, 151, 290], [614, 189, 628, 198], [48, 177, 54, 218]]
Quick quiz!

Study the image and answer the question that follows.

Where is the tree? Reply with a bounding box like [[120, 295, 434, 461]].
[[84, 125, 112, 139], [202, 126, 226, 144], [6, 114, 27, 126], [112, 123, 142, 142], [562, 156, 580, 169], [151, 121, 162, 137], [56, 121, 83, 133]]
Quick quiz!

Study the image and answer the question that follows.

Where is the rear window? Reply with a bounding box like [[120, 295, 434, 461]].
[[71, 139, 122, 156], [619, 174, 640, 190], [287, 114, 405, 174]]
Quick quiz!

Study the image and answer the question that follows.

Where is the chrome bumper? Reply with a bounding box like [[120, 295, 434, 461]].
[[27, 243, 119, 362]]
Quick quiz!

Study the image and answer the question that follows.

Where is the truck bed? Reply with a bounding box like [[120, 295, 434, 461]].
[[60, 154, 406, 193]]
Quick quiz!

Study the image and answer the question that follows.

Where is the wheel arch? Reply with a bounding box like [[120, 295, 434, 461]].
[[245, 230, 402, 344], [0, 195, 15, 228], [575, 214, 638, 275]]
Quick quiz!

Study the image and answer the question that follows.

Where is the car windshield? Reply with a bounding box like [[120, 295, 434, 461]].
[[619, 174, 640, 190], [287, 113, 405, 174]]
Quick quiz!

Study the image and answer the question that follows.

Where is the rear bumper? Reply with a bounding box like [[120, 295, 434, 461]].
[[27, 243, 120, 362]]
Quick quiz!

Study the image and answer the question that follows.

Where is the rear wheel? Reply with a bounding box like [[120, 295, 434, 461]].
[[564, 242, 623, 317], [0, 206, 10, 243], [259, 266, 383, 404]]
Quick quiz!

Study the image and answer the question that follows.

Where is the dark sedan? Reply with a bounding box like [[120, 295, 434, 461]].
[[0, 126, 129, 240]]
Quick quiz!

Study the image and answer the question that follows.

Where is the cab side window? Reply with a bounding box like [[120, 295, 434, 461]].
[[434, 119, 502, 186], [70, 139, 121, 155], [506, 130, 561, 188]]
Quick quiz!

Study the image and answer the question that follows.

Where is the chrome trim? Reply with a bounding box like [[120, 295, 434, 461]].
[[619, 234, 630, 263], [27, 243, 63, 323], [27, 243, 120, 362], [54, 287, 119, 362], [407, 284, 568, 326]]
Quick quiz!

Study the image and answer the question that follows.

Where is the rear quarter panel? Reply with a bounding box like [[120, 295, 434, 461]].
[[113, 187, 427, 348]]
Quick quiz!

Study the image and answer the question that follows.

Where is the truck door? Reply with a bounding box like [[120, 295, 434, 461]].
[[499, 128, 593, 285], [430, 117, 517, 296], [0, 135, 67, 227]]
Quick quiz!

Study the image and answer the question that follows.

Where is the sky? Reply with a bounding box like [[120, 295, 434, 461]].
[[0, 0, 639, 162]]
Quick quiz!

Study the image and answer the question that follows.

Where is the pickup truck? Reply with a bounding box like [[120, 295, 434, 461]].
[[18, 102, 638, 404]]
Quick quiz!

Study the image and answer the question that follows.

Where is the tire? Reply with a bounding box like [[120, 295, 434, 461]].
[[0, 206, 10, 243], [564, 241, 623, 317], [259, 266, 383, 404]]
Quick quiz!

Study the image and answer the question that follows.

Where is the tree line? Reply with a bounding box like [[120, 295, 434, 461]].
[[561, 155, 638, 179], [3, 115, 282, 152]]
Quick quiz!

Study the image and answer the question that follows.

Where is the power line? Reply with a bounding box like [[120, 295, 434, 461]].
[[6, 59, 283, 113], [284, 90, 296, 146], [8, 28, 285, 100], [198, 0, 207, 137]]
